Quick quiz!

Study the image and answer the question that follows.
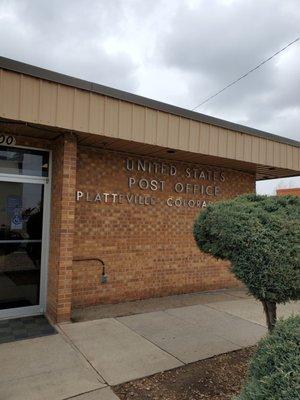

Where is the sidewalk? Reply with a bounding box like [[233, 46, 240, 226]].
[[0, 289, 299, 400]]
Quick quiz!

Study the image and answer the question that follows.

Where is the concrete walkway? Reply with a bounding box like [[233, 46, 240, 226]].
[[0, 289, 299, 400]]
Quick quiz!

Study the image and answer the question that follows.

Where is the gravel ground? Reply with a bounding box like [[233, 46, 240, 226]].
[[113, 347, 255, 400]]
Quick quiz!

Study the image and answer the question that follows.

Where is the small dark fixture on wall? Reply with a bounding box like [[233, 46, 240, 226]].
[[101, 265, 108, 284], [73, 257, 108, 284]]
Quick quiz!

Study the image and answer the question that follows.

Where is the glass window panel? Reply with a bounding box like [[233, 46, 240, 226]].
[[0, 181, 44, 310], [0, 146, 49, 177]]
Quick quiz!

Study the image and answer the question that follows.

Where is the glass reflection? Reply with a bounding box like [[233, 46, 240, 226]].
[[0, 146, 49, 177], [0, 182, 43, 309]]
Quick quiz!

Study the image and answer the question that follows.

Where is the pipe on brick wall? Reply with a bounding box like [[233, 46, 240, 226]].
[[73, 257, 107, 284]]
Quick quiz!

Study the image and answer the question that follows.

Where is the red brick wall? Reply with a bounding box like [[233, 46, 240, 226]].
[[72, 147, 255, 308], [47, 134, 77, 322], [277, 188, 300, 196], [5, 133, 255, 318]]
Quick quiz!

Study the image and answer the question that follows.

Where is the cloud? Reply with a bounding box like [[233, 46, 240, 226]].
[[155, 0, 300, 191], [0, 0, 138, 90], [0, 0, 299, 193], [162, 1, 299, 79], [158, 0, 300, 140]]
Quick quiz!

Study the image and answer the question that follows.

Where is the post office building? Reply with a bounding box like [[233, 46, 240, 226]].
[[0, 57, 299, 322]]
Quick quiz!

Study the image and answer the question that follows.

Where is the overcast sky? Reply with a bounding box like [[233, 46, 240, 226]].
[[0, 0, 299, 194]]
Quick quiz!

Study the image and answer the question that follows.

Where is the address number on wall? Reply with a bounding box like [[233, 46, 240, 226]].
[[0, 134, 16, 146]]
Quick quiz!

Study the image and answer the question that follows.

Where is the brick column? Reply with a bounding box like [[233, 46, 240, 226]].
[[46, 133, 77, 323]]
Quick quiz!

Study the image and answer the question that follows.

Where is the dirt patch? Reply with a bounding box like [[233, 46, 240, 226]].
[[113, 347, 254, 400]]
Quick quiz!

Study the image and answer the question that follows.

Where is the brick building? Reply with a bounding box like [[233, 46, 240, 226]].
[[277, 187, 300, 196], [0, 57, 299, 322]]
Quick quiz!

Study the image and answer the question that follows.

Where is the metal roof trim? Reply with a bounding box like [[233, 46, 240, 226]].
[[0, 56, 299, 148]]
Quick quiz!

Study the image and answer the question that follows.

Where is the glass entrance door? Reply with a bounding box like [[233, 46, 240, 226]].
[[0, 181, 44, 312], [0, 145, 50, 319]]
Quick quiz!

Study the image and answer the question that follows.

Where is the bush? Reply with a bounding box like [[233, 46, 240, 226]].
[[193, 194, 300, 330], [235, 315, 300, 400]]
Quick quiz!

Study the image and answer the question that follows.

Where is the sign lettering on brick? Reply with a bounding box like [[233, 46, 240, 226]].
[[76, 157, 226, 208]]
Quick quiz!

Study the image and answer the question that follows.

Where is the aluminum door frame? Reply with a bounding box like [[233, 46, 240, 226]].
[[0, 169, 51, 320]]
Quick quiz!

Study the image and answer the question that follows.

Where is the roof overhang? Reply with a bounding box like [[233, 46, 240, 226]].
[[0, 56, 299, 181]]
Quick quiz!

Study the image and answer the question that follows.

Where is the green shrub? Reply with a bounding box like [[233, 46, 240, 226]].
[[193, 194, 300, 330], [235, 315, 300, 400]]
